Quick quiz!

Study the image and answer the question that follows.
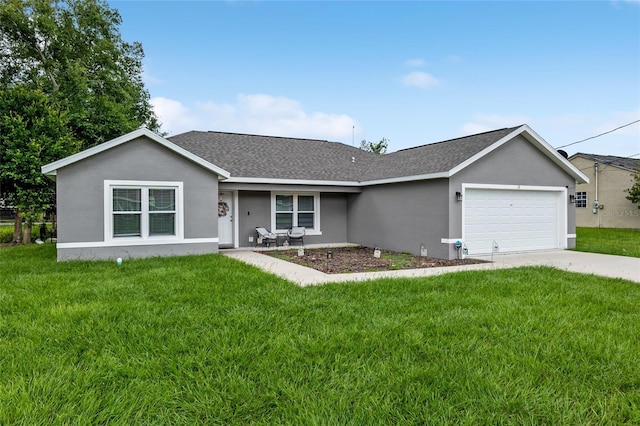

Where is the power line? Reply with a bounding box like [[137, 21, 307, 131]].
[[555, 119, 640, 149]]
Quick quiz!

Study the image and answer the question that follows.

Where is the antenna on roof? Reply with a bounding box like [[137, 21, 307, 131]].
[[352, 125, 355, 146]]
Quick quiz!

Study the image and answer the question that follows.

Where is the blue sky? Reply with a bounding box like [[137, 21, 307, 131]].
[[111, 0, 640, 157]]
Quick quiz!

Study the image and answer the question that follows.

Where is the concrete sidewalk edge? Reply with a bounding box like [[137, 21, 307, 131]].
[[222, 249, 640, 286]]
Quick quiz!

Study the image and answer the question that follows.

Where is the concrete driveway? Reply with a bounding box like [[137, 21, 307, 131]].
[[473, 250, 640, 283], [223, 249, 640, 286]]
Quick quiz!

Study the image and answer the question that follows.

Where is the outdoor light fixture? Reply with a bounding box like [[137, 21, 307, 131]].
[[326, 249, 333, 259], [455, 191, 463, 202], [569, 194, 576, 203]]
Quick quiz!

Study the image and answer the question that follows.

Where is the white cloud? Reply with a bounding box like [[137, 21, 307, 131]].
[[142, 69, 164, 86], [402, 71, 439, 89], [151, 97, 200, 133], [460, 113, 530, 135], [151, 94, 359, 141], [404, 58, 426, 67], [592, 109, 640, 137], [556, 109, 640, 156], [459, 110, 640, 157]]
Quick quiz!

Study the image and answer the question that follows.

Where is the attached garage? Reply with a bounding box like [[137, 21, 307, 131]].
[[462, 185, 565, 255]]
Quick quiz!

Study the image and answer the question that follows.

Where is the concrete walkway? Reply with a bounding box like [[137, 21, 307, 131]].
[[222, 249, 640, 286]]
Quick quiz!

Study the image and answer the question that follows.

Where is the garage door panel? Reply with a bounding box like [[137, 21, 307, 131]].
[[464, 188, 561, 255]]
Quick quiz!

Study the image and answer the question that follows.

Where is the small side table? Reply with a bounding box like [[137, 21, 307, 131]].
[[276, 232, 288, 246]]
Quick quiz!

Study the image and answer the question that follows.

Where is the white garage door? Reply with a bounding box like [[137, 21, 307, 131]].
[[463, 188, 562, 255]]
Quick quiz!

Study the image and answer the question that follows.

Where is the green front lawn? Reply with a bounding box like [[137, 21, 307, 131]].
[[575, 227, 640, 257], [1, 244, 639, 424]]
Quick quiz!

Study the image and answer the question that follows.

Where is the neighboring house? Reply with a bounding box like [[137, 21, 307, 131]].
[[0, 198, 15, 221], [569, 153, 640, 229], [42, 124, 588, 261]]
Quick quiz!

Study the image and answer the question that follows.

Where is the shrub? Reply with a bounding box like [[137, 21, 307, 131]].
[[0, 225, 14, 244]]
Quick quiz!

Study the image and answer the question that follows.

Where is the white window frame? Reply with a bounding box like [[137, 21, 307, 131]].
[[270, 192, 322, 235], [575, 191, 587, 208], [104, 180, 184, 243]]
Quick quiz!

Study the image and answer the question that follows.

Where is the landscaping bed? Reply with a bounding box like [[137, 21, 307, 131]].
[[265, 245, 483, 273]]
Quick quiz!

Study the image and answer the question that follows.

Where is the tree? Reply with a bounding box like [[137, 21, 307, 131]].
[[626, 172, 640, 208], [1, 0, 161, 243], [0, 86, 80, 243], [360, 137, 389, 154], [0, 0, 160, 149]]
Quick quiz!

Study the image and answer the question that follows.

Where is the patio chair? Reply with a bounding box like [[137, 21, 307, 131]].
[[287, 227, 305, 246], [255, 227, 277, 248]]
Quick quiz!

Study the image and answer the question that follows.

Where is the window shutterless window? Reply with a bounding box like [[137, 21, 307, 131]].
[[113, 188, 142, 237], [148, 188, 176, 236], [575, 191, 587, 208], [106, 181, 182, 241], [272, 193, 319, 233], [275, 194, 294, 229]]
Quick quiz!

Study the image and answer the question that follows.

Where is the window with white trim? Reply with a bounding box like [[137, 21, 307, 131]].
[[272, 193, 319, 232], [107, 181, 182, 240], [575, 191, 587, 208]]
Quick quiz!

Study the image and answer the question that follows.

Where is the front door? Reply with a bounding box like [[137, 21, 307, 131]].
[[218, 192, 233, 247]]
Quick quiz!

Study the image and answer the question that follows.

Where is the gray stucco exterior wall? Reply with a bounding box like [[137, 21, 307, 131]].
[[55, 136, 220, 260], [317, 193, 348, 244], [347, 179, 450, 258], [452, 135, 574, 188]]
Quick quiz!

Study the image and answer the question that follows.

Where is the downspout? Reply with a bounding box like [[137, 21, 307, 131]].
[[594, 161, 600, 227], [595, 161, 598, 203]]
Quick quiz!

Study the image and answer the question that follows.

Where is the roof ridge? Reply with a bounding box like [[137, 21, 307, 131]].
[[203, 130, 330, 143], [392, 125, 521, 154], [172, 129, 379, 154], [574, 152, 637, 160]]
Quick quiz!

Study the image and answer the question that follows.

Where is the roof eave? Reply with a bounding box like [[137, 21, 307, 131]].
[[225, 172, 451, 187], [225, 177, 361, 186], [361, 171, 450, 186]]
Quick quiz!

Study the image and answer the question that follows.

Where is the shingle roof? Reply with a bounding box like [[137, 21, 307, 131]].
[[168, 131, 377, 181], [361, 126, 519, 181], [168, 126, 520, 182], [571, 153, 640, 171]]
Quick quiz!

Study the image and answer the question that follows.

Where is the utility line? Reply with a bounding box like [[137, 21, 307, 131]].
[[555, 119, 640, 149]]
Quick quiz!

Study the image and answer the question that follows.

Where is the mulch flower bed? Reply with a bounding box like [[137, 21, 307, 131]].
[[265, 246, 483, 274]]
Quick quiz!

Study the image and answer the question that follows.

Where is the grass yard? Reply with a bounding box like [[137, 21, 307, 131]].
[[1, 245, 639, 424], [575, 227, 640, 258]]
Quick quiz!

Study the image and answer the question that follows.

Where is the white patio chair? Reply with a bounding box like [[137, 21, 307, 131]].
[[287, 227, 305, 246], [255, 227, 277, 247]]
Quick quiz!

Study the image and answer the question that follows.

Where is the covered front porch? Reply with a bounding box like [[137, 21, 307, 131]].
[[217, 185, 359, 250]]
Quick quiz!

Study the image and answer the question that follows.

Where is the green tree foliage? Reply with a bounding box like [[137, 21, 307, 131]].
[[1, 0, 161, 243], [0, 87, 80, 243], [626, 172, 640, 208], [0, 0, 160, 149], [359, 137, 389, 154]]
